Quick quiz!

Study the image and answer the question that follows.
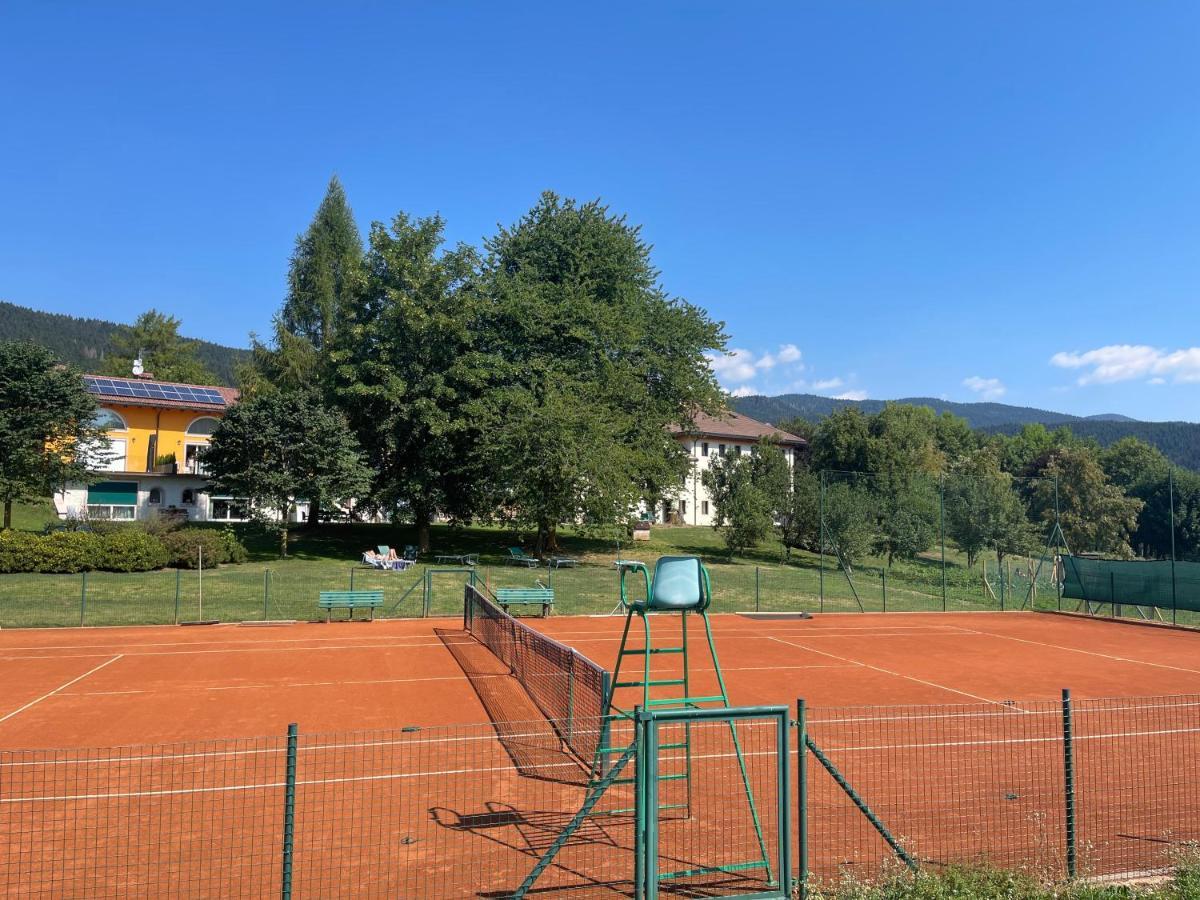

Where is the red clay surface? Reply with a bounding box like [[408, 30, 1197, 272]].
[[2, 610, 1199, 897], [2, 611, 1199, 748]]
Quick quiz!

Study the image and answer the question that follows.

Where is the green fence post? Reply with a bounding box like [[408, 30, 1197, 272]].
[[281, 722, 298, 899], [1170, 468, 1178, 626], [797, 699, 809, 900], [79, 571, 87, 626], [818, 472, 825, 613], [755, 566, 760, 612], [940, 477, 948, 611], [263, 570, 271, 621], [174, 568, 181, 625], [881, 569, 887, 613], [423, 570, 431, 617], [1062, 689, 1077, 879], [349, 566, 355, 591]]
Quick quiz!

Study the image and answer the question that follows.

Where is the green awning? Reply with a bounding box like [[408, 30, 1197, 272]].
[[88, 481, 138, 505]]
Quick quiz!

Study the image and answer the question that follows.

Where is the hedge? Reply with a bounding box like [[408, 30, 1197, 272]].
[[0, 529, 169, 573]]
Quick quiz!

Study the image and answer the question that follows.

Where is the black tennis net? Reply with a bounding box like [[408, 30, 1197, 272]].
[[464, 584, 611, 767]]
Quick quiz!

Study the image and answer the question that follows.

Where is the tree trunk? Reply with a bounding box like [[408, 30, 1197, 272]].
[[279, 525, 289, 558], [415, 507, 432, 553], [306, 491, 321, 528], [2, 500, 10, 531]]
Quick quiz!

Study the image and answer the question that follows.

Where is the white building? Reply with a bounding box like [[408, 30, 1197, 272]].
[[658, 410, 806, 527]]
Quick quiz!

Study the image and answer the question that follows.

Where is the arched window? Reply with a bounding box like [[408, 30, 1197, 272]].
[[148, 487, 163, 505], [91, 409, 127, 431], [186, 416, 221, 436]]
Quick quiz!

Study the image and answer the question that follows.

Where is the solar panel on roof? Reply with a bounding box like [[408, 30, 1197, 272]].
[[82, 375, 224, 405]]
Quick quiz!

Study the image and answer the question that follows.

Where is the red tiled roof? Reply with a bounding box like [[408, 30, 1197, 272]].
[[670, 410, 806, 446]]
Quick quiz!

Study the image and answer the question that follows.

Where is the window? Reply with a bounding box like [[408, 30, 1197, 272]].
[[186, 417, 221, 436], [91, 409, 127, 431], [733, 445, 742, 456], [86, 481, 137, 520], [719, 444, 726, 456], [210, 497, 249, 522], [701, 442, 709, 457], [701, 501, 709, 516], [680, 500, 687, 516], [181, 489, 196, 505], [147, 487, 162, 505], [184, 444, 208, 476]]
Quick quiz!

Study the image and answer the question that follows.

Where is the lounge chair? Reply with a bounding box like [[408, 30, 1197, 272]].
[[549, 556, 578, 569], [507, 547, 540, 568], [402, 545, 419, 561], [362, 551, 387, 570]]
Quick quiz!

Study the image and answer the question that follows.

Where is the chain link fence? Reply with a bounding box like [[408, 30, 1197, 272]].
[[3, 694, 1199, 896]]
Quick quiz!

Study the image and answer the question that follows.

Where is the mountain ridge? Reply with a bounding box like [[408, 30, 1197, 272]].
[[0, 300, 248, 385], [732, 392, 1200, 470]]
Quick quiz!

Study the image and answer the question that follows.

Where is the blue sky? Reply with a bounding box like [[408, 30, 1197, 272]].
[[2, 3, 1198, 421]]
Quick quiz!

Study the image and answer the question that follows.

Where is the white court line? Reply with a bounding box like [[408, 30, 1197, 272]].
[[960, 627, 1200, 678], [0, 633, 451, 653], [0, 656, 124, 725], [768, 635, 1012, 708], [8, 723, 1198, 805], [58, 663, 862, 698]]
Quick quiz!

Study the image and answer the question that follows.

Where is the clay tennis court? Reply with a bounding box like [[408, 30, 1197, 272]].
[[3, 608, 1200, 896]]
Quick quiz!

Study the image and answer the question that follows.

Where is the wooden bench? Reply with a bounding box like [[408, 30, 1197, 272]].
[[318, 590, 384, 622], [494, 587, 554, 618]]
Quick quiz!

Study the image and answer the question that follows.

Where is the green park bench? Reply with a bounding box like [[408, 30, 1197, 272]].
[[318, 590, 384, 622], [494, 586, 554, 618]]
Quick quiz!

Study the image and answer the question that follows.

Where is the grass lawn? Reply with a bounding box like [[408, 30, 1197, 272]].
[[0, 503, 1064, 628]]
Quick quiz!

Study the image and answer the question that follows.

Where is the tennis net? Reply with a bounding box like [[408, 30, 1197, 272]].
[[464, 584, 611, 768]]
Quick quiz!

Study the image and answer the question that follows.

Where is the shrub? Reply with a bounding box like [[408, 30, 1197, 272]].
[[161, 529, 231, 569], [0, 530, 167, 573], [220, 527, 248, 564], [92, 529, 169, 572]]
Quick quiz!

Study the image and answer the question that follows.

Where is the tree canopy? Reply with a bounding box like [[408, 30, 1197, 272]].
[[101, 310, 217, 384], [202, 391, 369, 557], [0, 341, 106, 529]]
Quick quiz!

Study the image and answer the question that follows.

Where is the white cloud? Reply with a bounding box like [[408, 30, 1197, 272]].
[[962, 376, 1006, 400], [706, 348, 758, 383], [707, 343, 806, 385], [834, 390, 868, 401], [778, 344, 802, 364], [729, 385, 758, 398], [810, 377, 844, 392], [1050, 345, 1200, 386]]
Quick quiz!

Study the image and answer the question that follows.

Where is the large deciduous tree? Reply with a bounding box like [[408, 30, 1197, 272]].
[[945, 449, 1036, 568], [1028, 448, 1143, 557], [478, 193, 726, 552], [704, 440, 792, 556], [332, 213, 485, 551], [101, 310, 217, 384], [202, 391, 369, 557], [0, 341, 106, 529]]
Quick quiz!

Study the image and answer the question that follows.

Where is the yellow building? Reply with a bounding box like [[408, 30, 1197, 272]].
[[54, 375, 252, 522]]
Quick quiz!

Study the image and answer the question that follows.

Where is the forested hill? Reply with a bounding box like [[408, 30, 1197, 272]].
[[0, 301, 248, 385], [734, 392, 1200, 470]]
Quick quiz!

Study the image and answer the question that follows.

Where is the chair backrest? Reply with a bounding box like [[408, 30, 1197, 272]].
[[403, 545, 418, 560], [648, 556, 709, 611], [377, 545, 390, 556], [509, 547, 525, 557]]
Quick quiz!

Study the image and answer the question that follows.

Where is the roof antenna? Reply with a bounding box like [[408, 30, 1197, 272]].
[[132, 349, 144, 377]]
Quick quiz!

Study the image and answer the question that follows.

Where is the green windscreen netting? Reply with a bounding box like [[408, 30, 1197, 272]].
[[1061, 555, 1200, 613]]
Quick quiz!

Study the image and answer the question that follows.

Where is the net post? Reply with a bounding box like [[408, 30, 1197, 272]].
[[281, 722, 298, 899], [79, 571, 87, 626], [1061, 688, 1077, 879], [566, 651, 576, 744], [796, 698, 809, 900]]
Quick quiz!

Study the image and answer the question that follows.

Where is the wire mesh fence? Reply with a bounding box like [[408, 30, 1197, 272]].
[[803, 693, 1200, 889], [3, 693, 1200, 896]]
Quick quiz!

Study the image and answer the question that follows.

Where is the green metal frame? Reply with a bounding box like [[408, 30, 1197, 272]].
[[639, 705, 792, 900], [517, 559, 778, 898]]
